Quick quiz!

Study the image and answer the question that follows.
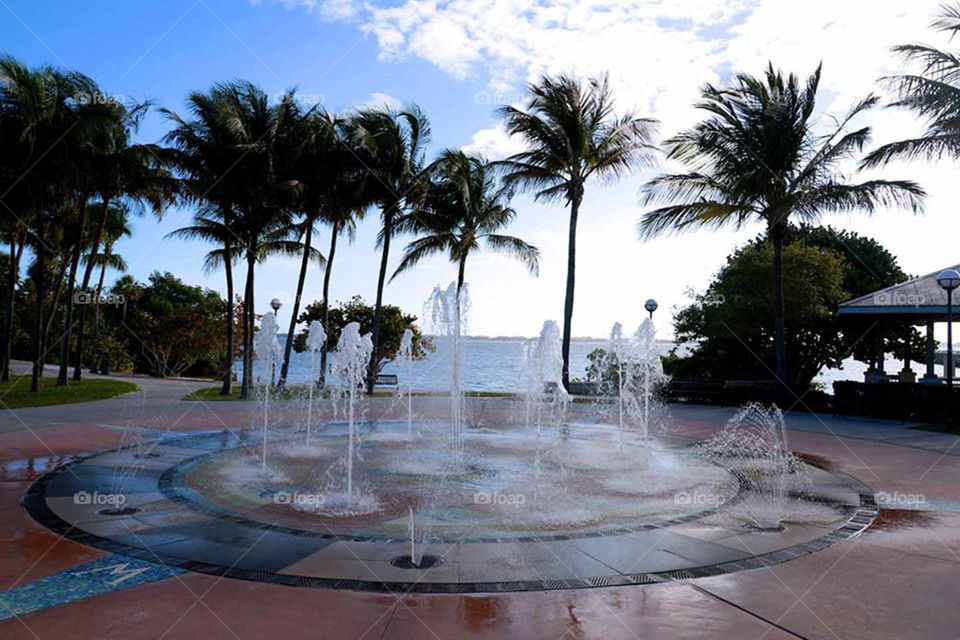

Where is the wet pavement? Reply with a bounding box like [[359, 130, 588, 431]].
[[1, 372, 959, 638]]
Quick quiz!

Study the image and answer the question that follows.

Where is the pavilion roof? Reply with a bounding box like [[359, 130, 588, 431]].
[[838, 263, 960, 319]]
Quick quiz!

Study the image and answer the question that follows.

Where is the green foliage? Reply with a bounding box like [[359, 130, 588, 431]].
[[294, 295, 433, 373], [670, 225, 924, 387], [113, 271, 225, 377]]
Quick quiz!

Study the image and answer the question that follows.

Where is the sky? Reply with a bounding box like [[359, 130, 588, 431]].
[[1, 0, 958, 339]]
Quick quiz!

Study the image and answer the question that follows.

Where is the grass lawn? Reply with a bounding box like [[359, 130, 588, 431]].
[[911, 423, 960, 436], [0, 374, 138, 409]]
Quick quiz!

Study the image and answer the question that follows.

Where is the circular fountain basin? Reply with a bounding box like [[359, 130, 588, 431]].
[[23, 421, 877, 593]]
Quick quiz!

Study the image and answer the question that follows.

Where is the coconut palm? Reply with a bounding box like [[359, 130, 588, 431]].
[[498, 74, 659, 389], [392, 150, 539, 298], [71, 103, 175, 382], [0, 56, 88, 391], [163, 83, 248, 395], [861, 5, 960, 169], [639, 64, 925, 385], [85, 201, 131, 372], [349, 104, 431, 393], [164, 81, 301, 396]]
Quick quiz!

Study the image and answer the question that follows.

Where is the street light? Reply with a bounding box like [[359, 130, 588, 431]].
[[644, 299, 658, 319], [270, 298, 282, 385], [937, 269, 960, 418]]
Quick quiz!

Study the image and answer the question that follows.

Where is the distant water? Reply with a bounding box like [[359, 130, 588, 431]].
[[244, 338, 675, 392], [243, 337, 930, 393]]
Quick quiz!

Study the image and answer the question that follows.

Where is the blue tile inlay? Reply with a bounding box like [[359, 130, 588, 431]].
[[0, 556, 185, 620]]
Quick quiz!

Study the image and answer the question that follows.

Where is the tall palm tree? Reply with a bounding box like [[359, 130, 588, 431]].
[[498, 74, 659, 389], [0, 57, 86, 391], [639, 64, 925, 385], [164, 81, 300, 395], [86, 202, 131, 372], [861, 5, 960, 169], [350, 104, 431, 394], [72, 102, 174, 382], [163, 84, 247, 395], [392, 150, 539, 297]]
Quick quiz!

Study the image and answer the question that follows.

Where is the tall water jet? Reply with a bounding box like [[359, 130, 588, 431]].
[[305, 320, 326, 443], [398, 329, 414, 435], [607, 322, 628, 452], [631, 318, 665, 443], [254, 313, 283, 470], [696, 403, 797, 531], [522, 320, 568, 435], [329, 321, 373, 505], [426, 282, 468, 467]]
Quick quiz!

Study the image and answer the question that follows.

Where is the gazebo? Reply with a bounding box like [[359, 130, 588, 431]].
[[833, 264, 960, 420], [838, 263, 959, 384]]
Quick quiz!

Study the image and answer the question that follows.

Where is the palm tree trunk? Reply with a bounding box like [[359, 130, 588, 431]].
[[560, 194, 581, 391], [456, 255, 467, 298], [58, 214, 87, 385], [2, 233, 22, 382], [42, 258, 70, 358], [30, 214, 46, 393], [319, 220, 339, 387], [88, 247, 110, 373], [73, 198, 109, 380], [220, 236, 234, 395], [280, 221, 313, 387], [367, 208, 394, 394], [771, 219, 788, 384], [240, 247, 255, 398]]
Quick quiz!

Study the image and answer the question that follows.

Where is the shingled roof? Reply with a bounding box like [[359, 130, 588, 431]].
[[838, 263, 960, 319]]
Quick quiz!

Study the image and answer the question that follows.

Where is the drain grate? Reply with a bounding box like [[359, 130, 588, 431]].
[[97, 506, 141, 516], [390, 555, 443, 569]]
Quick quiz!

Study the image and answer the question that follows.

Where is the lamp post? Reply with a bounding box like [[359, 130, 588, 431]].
[[644, 299, 658, 320], [937, 269, 960, 419], [270, 298, 282, 386]]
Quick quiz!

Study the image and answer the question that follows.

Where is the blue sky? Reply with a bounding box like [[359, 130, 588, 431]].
[[2, 1, 957, 339]]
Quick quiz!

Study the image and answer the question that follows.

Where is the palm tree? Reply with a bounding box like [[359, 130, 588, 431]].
[[0, 57, 86, 391], [86, 202, 131, 372], [349, 104, 431, 394], [163, 84, 247, 395], [861, 5, 960, 169], [392, 150, 539, 297], [639, 64, 925, 385], [72, 101, 174, 382], [164, 81, 300, 395], [498, 74, 658, 389], [276, 110, 347, 388]]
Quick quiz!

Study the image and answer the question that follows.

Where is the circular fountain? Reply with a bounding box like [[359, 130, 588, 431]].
[[23, 283, 877, 593]]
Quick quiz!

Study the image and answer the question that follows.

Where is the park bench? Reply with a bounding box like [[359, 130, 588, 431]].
[[375, 373, 399, 388]]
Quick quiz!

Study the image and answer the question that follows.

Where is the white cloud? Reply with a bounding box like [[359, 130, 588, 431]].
[[461, 123, 525, 159], [251, 0, 960, 338], [356, 91, 403, 111], [251, 0, 360, 21]]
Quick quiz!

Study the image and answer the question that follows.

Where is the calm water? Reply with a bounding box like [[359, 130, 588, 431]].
[[243, 337, 922, 393], [245, 338, 675, 392]]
